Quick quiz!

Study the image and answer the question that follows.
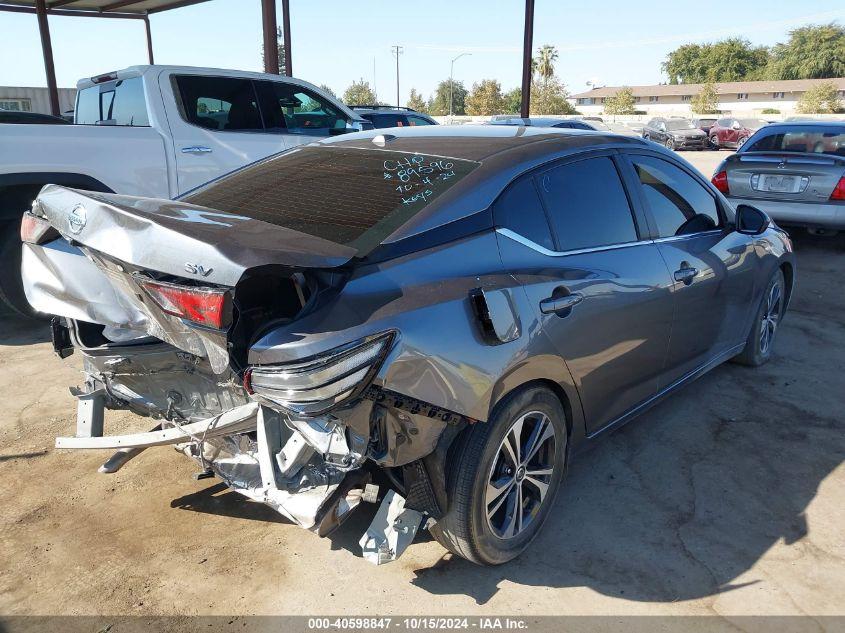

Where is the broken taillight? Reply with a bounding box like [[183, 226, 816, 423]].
[[20, 211, 56, 245], [139, 279, 231, 329], [711, 170, 729, 195]]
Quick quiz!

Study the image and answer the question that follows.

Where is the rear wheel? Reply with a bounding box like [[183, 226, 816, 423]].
[[733, 269, 785, 367], [0, 220, 37, 318], [430, 386, 567, 565], [737, 136, 748, 149]]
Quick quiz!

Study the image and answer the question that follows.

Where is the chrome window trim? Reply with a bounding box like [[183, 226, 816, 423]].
[[497, 227, 726, 256], [496, 228, 648, 257]]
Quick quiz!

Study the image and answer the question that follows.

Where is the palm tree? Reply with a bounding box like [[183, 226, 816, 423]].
[[535, 45, 559, 84]]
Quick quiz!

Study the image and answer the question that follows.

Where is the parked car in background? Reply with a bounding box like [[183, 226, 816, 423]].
[[350, 105, 437, 128], [692, 117, 718, 144], [23, 125, 793, 566], [642, 117, 708, 150], [0, 64, 368, 316], [712, 121, 845, 235], [709, 117, 768, 150], [0, 111, 69, 125], [488, 116, 607, 130]]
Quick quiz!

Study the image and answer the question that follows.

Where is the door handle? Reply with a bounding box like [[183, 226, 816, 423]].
[[674, 262, 698, 286], [540, 292, 583, 314], [181, 146, 213, 154]]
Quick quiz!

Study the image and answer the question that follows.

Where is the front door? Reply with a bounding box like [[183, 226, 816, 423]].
[[494, 153, 674, 435], [622, 152, 757, 388]]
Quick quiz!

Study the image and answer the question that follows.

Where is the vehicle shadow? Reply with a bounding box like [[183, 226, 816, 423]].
[[170, 482, 291, 525], [408, 303, 844, 603], [0, 313, 50, 345]]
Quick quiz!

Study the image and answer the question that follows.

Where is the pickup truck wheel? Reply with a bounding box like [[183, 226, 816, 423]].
[[430, 386, 567, 565], [733, 269, 785, 367], [0, 220, 37, 318]]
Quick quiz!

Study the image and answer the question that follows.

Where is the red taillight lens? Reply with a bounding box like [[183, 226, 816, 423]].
[[712, 170, 729, 194], [830, 176, 845, 201], [139, 279, 230, 329], [20, 211, 55, 244]]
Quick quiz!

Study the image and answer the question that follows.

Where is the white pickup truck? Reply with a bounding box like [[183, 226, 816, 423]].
[[0, 64, 369, 315]]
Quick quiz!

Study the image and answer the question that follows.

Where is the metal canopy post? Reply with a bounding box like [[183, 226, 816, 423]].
[[261, 0, 279, 75], [519, 0, 535, 118], [143, 15, 154, 64], [34, 0, 60, 116], [281, 0, 292, 76]]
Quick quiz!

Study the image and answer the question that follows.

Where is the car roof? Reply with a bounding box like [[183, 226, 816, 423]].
[[762, 120, 845, 127], [313, 125, 651, 243]]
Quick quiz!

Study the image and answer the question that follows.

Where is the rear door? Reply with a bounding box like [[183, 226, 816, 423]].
[[494, 151, 674, 435], [622, 151, 757, 387], [164, 74, 288, 194]]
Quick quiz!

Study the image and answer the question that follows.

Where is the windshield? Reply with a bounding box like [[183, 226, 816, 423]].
[[740, 119, 767, 129], [744, 127, 845, 156], [666, 120, 695, 131], [183, 146, 480, 255]]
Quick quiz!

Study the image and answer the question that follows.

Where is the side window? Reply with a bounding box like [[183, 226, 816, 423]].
[[630, 155, 721, 237], [256, 81, 347, 134], [370, 113, 407, 128], [537, 156, 638, 251], [75, 77, 149, 126], [174, 75, 262, 132], [406, 115, 434, 126], [493, 178, 554, 251]]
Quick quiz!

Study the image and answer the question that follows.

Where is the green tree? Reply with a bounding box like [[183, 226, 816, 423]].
[[531, 77, 576, 115], [466, 79, 505, 116], [406, 88, 427, 112], [534, 45, 559, 83], [603, 86, 636, 115], [342, 79, 378, 106], [796, 81, 843, 114], [318, 84, 336, 98], [663, 38, 769, 83], [767, 23, 845, 80], [428, 80, 467, 116], [503, 87, 522, 114], [691, 82, 720, 114]]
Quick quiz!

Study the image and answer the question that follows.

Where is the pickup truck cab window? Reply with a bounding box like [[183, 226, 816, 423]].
[[255, 81, 347, 135], [174, 75, 263, 132], [75, 77, 149, 127]]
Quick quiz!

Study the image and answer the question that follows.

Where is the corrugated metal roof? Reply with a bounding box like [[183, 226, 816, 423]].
[[572, 77, 845, 99], [0, 0, 210, 16]]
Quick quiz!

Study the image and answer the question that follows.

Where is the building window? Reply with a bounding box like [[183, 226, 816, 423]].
[[577, 98, 596, 105], [681, 95, 692, 102], [649, 96, 659, 103], [600, 97, 606, 104], [0, 98, 32, 112], [772, 92, 785, 99], [634, 96, 641, 103], [737, 93, 749, 100]]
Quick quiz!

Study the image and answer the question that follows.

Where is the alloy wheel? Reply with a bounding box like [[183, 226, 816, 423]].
[[485, 411, 557, 540], [665, 137, 674, 150], [759, 281, 782, 355], [710, 135, 719, 149]]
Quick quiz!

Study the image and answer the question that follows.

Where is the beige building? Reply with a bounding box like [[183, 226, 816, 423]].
[[0, 86, 76, 116], [570, 77, 845, 117]]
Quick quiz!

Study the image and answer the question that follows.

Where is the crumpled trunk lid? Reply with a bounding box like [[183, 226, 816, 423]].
[[22, 185, 355, 372]]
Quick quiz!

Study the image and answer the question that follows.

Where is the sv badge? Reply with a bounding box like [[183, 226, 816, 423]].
[[184, 262, 213, 277]]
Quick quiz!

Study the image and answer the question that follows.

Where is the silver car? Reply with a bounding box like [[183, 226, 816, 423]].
[[713, 121, 845, 234]]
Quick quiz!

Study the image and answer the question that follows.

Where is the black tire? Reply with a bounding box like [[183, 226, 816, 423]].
[[737, 136, 748, 149], [664, 137, 675, 151], [0, 220, 38, 319], [733, 269, 785, 367], [710, 134, 720, 149], [430, 386, 568, 565]]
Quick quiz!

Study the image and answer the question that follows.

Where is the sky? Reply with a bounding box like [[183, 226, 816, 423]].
[[1, 0, 844, 105]]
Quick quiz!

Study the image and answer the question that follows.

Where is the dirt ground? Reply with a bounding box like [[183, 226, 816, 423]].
[[1, 150, 843, 617]]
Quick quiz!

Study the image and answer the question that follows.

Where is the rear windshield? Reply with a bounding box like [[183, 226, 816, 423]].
[[745, 127, 845, 156], [183, 146, 479, 254], [75, 77, 149, 126]]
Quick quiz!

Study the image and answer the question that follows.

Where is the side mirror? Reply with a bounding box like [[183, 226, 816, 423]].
[[735, 204, 771, 235]]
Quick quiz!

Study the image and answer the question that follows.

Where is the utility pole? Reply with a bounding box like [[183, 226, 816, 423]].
[[392, 45, 404, 108], [449, 53, 471, 118], [520, 0, 535, 118]]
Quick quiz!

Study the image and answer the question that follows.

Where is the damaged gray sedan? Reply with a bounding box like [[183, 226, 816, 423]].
[[20, 126, 794, 565]]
